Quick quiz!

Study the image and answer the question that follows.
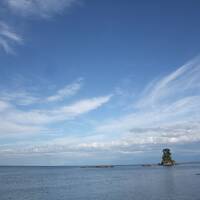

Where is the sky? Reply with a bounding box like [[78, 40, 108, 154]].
[[0, 0, 200, 165]]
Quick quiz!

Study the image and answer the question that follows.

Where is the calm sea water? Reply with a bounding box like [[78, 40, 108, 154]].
[[0, 164, 200, 200]]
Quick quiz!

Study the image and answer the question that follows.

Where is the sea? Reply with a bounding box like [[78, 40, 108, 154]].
[[0, 164, 200, 200]]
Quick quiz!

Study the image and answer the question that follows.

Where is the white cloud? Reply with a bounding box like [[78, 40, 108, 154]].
[[1, 0, 80, 54], [46, 78, 83, 102], [137, 56, 200, 108], [0, 21, 22, 54], [0, 92, 112, 134], [0, 90, 39, 106], [0, 121, 42, 135], [9, 95, 111, 125], [3, 121, 200, 155], [5, 0, 79, 18], [0, 79, 83, 105], [0, 78, 111, 137], [0, 100, 11, 111], [56, 95, 112, 117], [1, 57, 200, 159], [94, 56, 200, 148]]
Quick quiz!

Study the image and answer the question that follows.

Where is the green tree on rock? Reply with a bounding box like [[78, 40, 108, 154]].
[[161, 148, 175, 166]]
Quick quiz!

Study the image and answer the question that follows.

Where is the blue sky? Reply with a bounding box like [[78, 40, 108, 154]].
[[0, 0, 200, 165]]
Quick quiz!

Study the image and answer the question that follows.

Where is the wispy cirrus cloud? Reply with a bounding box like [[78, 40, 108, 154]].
[[0, 78, 112, 135], [46, 78, 83, 102], [0, 0, 81, 54], [137, 56, 200, 108], [0, 90, 39, 106], [93, 56, 200, 149], [5, 0, 79, 18], [0, 78, 83, 105], [0, 95, 111, 135], [2, 95, 112, 127], [0, 21, 22, 54]]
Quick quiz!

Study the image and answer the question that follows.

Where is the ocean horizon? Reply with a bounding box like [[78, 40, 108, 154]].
[[1, 163, 200, 200]]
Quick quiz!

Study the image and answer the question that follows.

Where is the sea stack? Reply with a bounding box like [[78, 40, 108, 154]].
[[161, 148, 175, 166]]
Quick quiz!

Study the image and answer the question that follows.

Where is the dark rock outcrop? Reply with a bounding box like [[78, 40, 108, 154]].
[[161, 148, 175, 166]]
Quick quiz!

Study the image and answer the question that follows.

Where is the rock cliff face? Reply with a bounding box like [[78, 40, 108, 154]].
[[161, 148, 175, 166]]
